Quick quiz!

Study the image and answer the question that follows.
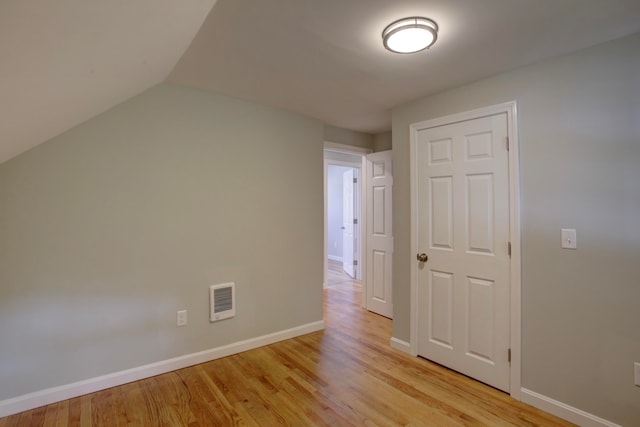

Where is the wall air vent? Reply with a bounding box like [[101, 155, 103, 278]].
[[209, 282, 235, 322]]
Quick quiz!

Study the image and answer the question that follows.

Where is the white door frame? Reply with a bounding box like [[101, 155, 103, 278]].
[[323, 142, 372, 307], [408, 101, 522, 399]]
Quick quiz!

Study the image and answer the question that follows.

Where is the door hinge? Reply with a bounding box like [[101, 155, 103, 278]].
[[353, 218, 358, 225], [353, 177, 357, 184], [508, 242, 512, 258], [506, 137, 510, 151], [508, 348, 512, 363], [353, 260, 358, 266]]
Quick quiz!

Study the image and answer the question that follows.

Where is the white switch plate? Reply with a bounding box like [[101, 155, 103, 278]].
[[177, 310, 187, 327], [561, 228, 577, 249], [634, 362, 640, 387]]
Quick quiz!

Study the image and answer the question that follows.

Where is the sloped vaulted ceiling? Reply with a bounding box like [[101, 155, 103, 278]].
[[0, 0, 217, 164], [2, 0, 640, 165]]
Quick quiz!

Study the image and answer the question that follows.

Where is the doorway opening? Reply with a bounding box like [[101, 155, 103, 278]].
[[324, 143, 394, 319], [323, 143, 370, 297], [327, 164, 361, 280]]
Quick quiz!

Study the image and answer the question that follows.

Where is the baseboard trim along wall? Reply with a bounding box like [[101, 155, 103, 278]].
[[0, 320, 325, 418], [520, 388, 621, 427], [389, 337, 413, 354]]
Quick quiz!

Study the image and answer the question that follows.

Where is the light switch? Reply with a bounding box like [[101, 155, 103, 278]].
[[177, 310, 187, 327], [561, 228, 577, 249]]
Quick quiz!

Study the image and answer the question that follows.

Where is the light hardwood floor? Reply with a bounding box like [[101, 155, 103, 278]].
[[0, 261, 574, 426], [327, 259, 362, 289]]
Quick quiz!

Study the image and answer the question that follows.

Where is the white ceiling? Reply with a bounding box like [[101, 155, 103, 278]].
[[169, 0, 640, 134], [2, 0, 640, 164]]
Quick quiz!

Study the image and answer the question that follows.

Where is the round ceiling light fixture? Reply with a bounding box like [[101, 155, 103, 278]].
[[382, 17, 438, 54]]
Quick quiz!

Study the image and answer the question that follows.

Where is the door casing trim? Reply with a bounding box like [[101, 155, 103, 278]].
[[408, 101, 521, 398]]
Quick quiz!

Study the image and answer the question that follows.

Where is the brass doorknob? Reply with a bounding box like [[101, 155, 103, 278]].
[[417, 253, 428, 263]]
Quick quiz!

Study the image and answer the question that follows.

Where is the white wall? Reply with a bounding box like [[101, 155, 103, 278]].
[[392, 33, 640, 426], [0, 84, 324, 402]]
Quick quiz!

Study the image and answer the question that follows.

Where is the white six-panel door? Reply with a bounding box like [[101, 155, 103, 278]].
[[416, 113, 511, 391], [366, 151, 393, 319]]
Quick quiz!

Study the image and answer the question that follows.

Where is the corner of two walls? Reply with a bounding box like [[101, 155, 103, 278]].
[[373, 131, 392, 152], [0, 83, 325, 403]]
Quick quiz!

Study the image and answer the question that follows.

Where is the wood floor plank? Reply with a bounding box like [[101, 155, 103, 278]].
[[11, 412, 30, 427], [90, 388, 115, 427], [255, 345, 359, 426], [220, 355, 307, 426], [318, 330, 488, 425], [145, 373, 193, 426], [41, 402, 58, 427], [0, 265, 576, 426], [66, 397, 81, 427], [111, 380, 132, 427], [174, 367, 232, 426], [55, 399, 69, 427], [190, 365, 244, 426], [78, 395, 91, 427]]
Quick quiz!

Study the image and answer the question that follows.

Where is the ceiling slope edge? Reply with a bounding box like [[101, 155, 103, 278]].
[[0, 0, 218, 164]]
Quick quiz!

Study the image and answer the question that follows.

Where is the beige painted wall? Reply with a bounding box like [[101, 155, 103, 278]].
[[0, 84, 324, 400], [392, 33, 640, 425], [324, 125, 374, 150], [373, 131, 392, 152]]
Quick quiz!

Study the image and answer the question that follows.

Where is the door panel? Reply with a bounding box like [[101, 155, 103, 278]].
[[342, 169, 355, 278], [372, 250, 387, 302], [417, 113, 510, 392], [466, 276, 494, 362], [366, 151, 393, 318], [467, 173, 494, 254], [372, 186, 386, 234], [429, 270, 453, 348], [430, 177, 453, 249]]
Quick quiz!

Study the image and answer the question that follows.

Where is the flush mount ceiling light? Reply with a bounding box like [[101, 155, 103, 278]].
[[382, 17, 438, 54]]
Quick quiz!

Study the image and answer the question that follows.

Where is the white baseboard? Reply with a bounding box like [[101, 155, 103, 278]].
[[520, 388, 620, 427], [327, 255, 343, 262], [0, 320, 325, 418], [390, 337, 413, 354]]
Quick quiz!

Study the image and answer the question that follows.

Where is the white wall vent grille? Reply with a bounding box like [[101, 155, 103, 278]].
[[209, 282, 235, 322]]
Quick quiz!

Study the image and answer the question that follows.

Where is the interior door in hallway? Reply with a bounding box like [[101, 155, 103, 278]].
[[415, 113, 511, 392], [342, 168, 355, 278], [365, 150, 393, 319]]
